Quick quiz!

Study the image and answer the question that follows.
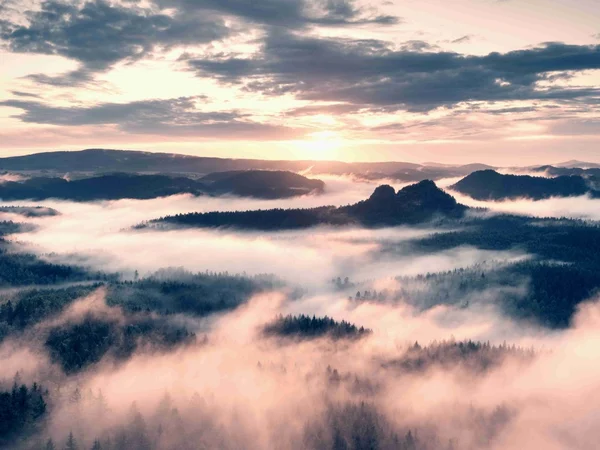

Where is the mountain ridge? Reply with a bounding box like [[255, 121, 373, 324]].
[[141, 180, 467, 231]]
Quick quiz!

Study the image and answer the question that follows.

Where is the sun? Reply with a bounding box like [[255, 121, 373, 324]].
[[290, 131, 343, 160]]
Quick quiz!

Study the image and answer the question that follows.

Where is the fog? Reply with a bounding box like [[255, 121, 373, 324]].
[[3, 284, 600, 450], [1, 174, 599, 449], [0, 175, 521, 288], [0, 173, 27, 184], [450, 190, 600, 221]]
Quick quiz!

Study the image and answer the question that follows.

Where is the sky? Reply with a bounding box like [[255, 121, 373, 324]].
[[0, 0, 599, 165]]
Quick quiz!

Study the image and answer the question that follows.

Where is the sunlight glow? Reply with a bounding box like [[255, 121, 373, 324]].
[[290, 131, 344, 160]]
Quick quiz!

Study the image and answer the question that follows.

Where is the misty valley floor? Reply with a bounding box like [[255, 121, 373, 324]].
[[1, 173, 600, 449]]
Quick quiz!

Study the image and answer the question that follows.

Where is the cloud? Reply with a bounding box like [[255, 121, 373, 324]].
[[9, 90, 41, 98], [185, 32, 600, 111], [450, 35, 473, 44], [0, 0, 230, 77], [156, 0, 400, 27], [24, 68, 97, 88], [0, 0, 398, 89], [451, 189, 600, 221], [0, 96, 305, 138], [9, 283, 600, 450]]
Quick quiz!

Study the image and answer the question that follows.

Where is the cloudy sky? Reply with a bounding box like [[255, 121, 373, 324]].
[[0, 0, 599, 164]]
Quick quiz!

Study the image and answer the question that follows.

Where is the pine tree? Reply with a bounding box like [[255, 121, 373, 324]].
[[64, 432, 78, 450]]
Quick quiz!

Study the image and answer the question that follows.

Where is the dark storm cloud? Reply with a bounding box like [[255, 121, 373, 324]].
[[185, 32, 600, 111], [0, 96, 304, 138], [0, 0, 229, 72], [156, 0, 400, 27], [0, 0, 398, 76]]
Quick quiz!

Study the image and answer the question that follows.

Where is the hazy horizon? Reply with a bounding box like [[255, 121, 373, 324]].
[[1, 147, 599, 168]]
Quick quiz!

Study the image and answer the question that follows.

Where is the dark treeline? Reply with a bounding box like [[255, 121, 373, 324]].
[[0, 171, 324, 202], [0, 269, 279, 343], [0, 173, 205, 201], [0, 285, 101, 342], [383, 340, 535, 374], [0, 221, 23, 236], [143, 181, 467, 231], [201, 170, 325, 198], [0, 381, 47, 447], [264, 314, 372, 340], [0, 265, 294, 379], [0, 207, 59, 218], [106, 269, 284, 316], [45, 314, 195, 374], [452, 169, 599, 200], [139, 206, 340, 231], [0, 246, 102, 287], [0, 269, 285, 374], [412, 215, 600, 327]]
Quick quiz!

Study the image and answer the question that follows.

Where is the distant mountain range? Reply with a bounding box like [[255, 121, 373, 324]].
[[532, 165, 600, 179], [554, 160, 600, 169], [0, 149, 494, 182], [141, 180, 467, 231], [451, 170, 600, 201], [0, 171, 324, 201]]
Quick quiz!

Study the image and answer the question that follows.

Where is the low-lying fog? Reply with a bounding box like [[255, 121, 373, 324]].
[[1, 173, 600, 449], [1, 175, 526, 286]]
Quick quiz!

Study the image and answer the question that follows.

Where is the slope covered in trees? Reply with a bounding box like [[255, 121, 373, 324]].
[[410, 215, 600, 327], [143, 181, 468, 231], [0, 382, 47, 446], [264, 314, 371, 340], [45, 314, 195, 374], [0, 172, 325, 201], [0, 207, 59, 218], [200, 170, 325, 198], [452, 170, 598, 200]]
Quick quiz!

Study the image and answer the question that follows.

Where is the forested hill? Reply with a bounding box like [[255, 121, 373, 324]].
[[141, 180, 468, 231], [0, 171, 324, 201], [200, 170, 325, 199], [452, 170, 599, 200]]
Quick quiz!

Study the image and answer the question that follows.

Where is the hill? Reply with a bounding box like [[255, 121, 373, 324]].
[[451, 170, 597, 200], [0, 171, 325, 201], [0, 173, 206, 201], [201, 170, 325, 199], [142, 180, 467, 231]]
